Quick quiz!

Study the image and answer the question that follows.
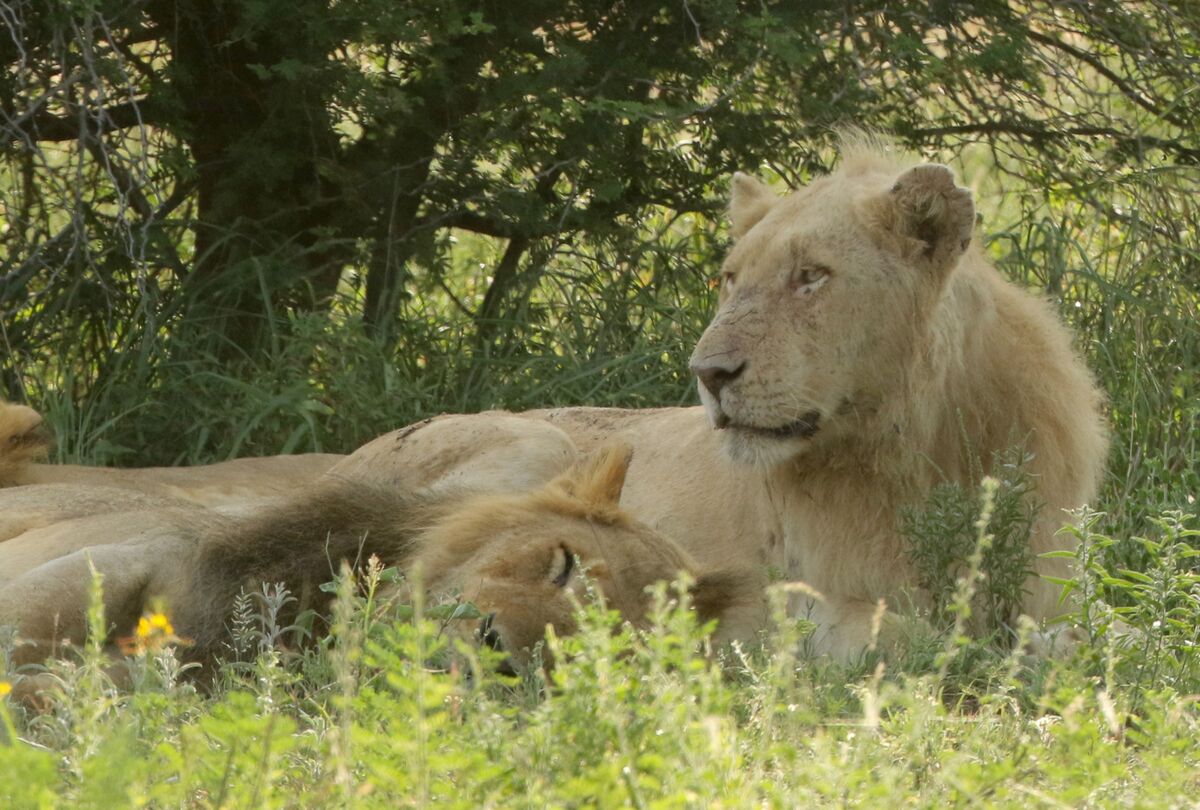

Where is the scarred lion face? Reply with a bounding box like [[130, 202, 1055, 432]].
[[689, 158, 976, 467]]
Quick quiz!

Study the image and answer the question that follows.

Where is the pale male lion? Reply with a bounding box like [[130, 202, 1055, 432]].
[[544, 146, 1107, 654]]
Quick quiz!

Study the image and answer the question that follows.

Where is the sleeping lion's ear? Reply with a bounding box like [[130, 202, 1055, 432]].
[[551, 443, 633, 507], [869, 163, 975, 272], [729, 172, 778, 238]]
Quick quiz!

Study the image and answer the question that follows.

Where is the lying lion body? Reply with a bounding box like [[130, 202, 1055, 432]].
[[0, 427, 760, 692], [0, 406, 572, 510], [11, 454, 342, 511]]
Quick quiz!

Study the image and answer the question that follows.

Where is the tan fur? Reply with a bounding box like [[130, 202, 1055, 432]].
[[0, 484, 196, 545], [0, 403, 49, 486], [0, 445, 761, 699], [17, 453, 344, 510], [0, 403, 341, 510], [325, 412, 579, 495]]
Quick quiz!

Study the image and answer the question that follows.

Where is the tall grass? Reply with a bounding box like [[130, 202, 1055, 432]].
[[3, 539, 1200, 806], [11, 219, 719, 466]]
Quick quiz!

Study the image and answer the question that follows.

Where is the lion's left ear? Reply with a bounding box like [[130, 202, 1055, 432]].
[[550, 443, 633, 508], [729, 172, 779, 238], [869, 163, 975, 272]]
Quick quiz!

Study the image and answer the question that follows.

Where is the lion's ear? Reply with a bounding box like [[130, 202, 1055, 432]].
[[729, 172, 778, 238], [870, 163, 975, 272], [550, 443, 632, 508], [0, 403, 49, 486]]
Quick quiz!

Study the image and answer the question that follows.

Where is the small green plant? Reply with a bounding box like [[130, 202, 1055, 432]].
[[902, 446, 1040, 639], [1056, 509, 1200, 701]]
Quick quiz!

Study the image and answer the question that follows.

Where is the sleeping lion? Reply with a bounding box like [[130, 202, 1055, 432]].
[[0, 442, 761, 697]]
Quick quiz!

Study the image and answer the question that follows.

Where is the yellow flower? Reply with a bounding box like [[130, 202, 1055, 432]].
[[136, 612, 174, 640], [0, 681, 11, 698], [123, 610, 182, 655]]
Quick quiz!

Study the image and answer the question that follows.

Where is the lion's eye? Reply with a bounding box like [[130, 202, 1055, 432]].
[[720, 271, 736, 290], [551, 545, 575, 587], [789, 265, 830, 295]]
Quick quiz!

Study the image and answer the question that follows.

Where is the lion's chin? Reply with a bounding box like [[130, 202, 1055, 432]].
[[719, 418, 821, 468], [720, 431, 810, 467], [729, 411, 822, 441]]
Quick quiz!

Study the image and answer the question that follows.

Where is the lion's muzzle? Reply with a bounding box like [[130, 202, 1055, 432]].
[[690, 354, 748, 429], [731, 411, 822, 440]]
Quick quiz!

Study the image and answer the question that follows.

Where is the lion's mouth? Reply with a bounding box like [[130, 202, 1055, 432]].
[[721, 410, 822, 439]]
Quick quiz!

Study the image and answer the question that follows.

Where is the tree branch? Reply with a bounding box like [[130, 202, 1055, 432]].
[[475, 234, 531, 324], [7, 100, 159, 145], [1026, 29, 1186, 129], [905, 122, 1200, 164]]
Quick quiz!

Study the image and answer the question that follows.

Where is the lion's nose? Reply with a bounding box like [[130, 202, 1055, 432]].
[[478, 613, 503, 651], [691, 359, 747, 399]]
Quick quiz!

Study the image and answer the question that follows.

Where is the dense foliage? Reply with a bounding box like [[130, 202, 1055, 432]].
[[2, 0, 1197, 464]]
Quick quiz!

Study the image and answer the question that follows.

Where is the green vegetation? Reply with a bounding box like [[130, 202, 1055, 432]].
[[2, 514, 1199, 806], [2, 0, 1199, 805]]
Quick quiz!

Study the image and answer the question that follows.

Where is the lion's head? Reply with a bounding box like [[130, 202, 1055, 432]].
[[689, 150, 976, 466], [413, 444, 758, 668]]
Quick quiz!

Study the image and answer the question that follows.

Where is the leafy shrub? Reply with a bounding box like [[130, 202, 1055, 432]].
[[901, 447, 1039, 637]]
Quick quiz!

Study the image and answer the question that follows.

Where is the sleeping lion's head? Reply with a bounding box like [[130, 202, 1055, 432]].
[[414, 444, 760, 669], [689, 148, 977, 467]]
